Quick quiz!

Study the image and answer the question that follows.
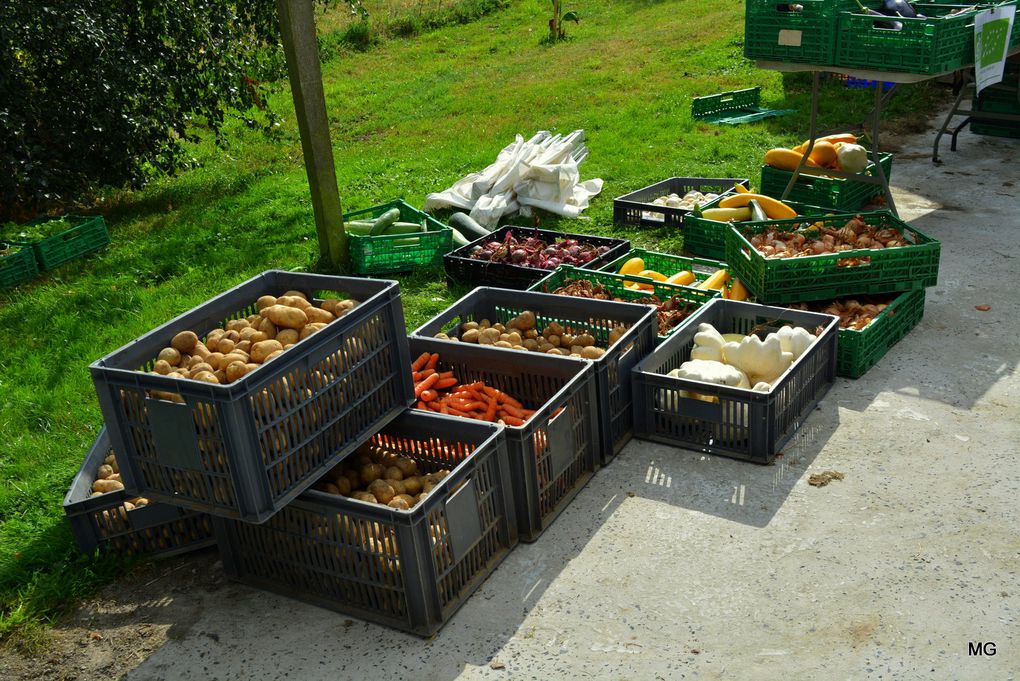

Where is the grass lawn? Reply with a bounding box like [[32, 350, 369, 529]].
[[0, 0, 945, 644]]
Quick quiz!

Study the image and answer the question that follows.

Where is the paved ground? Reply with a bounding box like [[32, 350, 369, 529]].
[[11, 107, 1020, 681]]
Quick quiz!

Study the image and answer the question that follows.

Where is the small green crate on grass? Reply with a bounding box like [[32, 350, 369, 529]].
[[344, 199, 451, 276], [682, 198, 836, 261], [786, 289, 926, 378], [835, 4, 986, 75], [0, 241, 39, 288], [528, 265, 719, 343], [744, 0, 859, 65], [760, 152, 893, 212], [8, 214, 110, 271], [725, 211, 940, 304]]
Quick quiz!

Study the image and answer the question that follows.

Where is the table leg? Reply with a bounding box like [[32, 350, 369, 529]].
[[933, 72, 972, 164], [869, 82, 896, 216], [782, 71, 821, 201]]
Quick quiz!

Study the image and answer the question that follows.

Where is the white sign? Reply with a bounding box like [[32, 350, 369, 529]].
[[974, 5, 1015, 94]]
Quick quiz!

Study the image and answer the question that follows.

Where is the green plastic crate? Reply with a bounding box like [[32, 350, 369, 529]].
[[682, 198, 836, 261], [970, 63, 1020, 137], [744, 0, 859, 65], [0, 242, 39, 288], [760, 152, 894, 212], [725, 211, 940, 304], [835, 4, 987, 75], [344, 200, 451, 276], [9, 214, 110, 271], [528, 264, 719, 343]]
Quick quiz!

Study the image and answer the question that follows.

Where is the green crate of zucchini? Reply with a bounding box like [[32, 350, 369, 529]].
[[343, 200, 453, 276]]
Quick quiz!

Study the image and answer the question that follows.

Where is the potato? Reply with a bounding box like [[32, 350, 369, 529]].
[[506, 331, 523, 346], [547, 334, 561, 347], [206, 352, 225, 370], [477, 328, 500, 345], [213, 369, 227, 383], [234, 340, 251, 354], [123, 501, 136, 511], [402, 476, 422, 496], [384, 465, 403, 481], [393, 457, 417, 477], [462, 328, 480, 343], [277, 295, 311, 310], [192, 370, 219, 384], [395, 493, 416, 507], [522, 339, 539, 351], [266, 304, 307, 330], [304, 307, 334, 324], [276, 328, 299, 346], [250, 340, 283, 363], [316, 481, 340, 495], [239, 327, 261, 342], [191, 341, 211, 359], [225, 319, 248, 333], [216, 338, 236, 354], [388, 496, 410, 510], [575, 333, 595, 347], [545, 321, 564, 336], [352, 491, 377, 504], [256, 295, 277, 310], [225, 361, 248, 382], [609, 326, 626, 345], [499, 333, 510, 342], [206, 329, 224, 345], [224, 330, 240, 342], [479, 319, 491, 329], [344, 469, 361, 489], [90, 491, 104, 498], [158, 347, 181, 366], [171, 331, 199, 353], [282, 289, 307, 301], [387, 478, 406, 494], [334, 476, 352, 496], [96, 464, 114, 480], [360, 463, 384, 485], [494, 341, 513, 348], [190, 362, 214, 376], [153, 359, 172, 375], [417, 492, 429, 503], [300, 323, 327, 340], [93, 478, 125, 494], [320, 299, 339, 314], [546, 347, 565, 355], [581, 346, 605, 360], [258, 317, 277, 339], [461, 321, 479, 332], [368, 479, 395, 504]]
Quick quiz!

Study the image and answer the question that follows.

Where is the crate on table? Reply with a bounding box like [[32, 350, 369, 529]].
[[6, 214, 110, 271], [63, 428, 215, 558], [725, 211, 940, 304], [744, 0, 860, 65], [632, 299, 839, 464], [443, 225, 628, 290], [681, 198, 836, 261], [0, 241, 39, 289], [835, 4, 991, 75], [789, 289, 927, 378], [760, 153, 894, 212], [613, 178, 750, 228], [90, 270, 414, 523], [213, 411, 517, 637], [529, 264, 719, 343], [971, 64, 1020, 138], [411, 287, 657, 465], [408, 337, 598, 542], [344, 199, 452, 276]]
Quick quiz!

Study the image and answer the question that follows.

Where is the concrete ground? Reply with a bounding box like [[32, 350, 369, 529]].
[[21, 108, 1020, 681]]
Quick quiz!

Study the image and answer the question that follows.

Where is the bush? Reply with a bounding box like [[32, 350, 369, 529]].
[[0, 1, 297, 223]]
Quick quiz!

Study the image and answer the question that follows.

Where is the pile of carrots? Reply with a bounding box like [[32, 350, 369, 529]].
[[411, 352, 536, 426]]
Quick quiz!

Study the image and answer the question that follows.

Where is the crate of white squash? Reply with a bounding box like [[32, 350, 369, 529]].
[[90, 270, 414, 523], [632, 298, 839, 464], [63, 428, 214, 557], [213, 411, 517, 637]]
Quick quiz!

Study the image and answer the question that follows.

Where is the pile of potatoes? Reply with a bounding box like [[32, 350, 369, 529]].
[[433, 310, 626, 360], [314, 442, 451, 511], [147, 290, 360, 401], [91, 450, 150, 511]]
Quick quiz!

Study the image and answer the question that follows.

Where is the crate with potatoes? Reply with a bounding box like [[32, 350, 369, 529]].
[[63, 428, 214, 558], [89, 270, 415, 523], [213, 410, 517, 637]]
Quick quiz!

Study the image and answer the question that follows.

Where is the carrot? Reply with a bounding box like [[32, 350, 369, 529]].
[[482, 386, 522, 408], [435, 377, 458, 390], [416, 400, 427, 410], [420, 390, 438, 403], [446, 406, 472, 417], [411, 352, 430, 372], [484, 398, 498, 421], [450, 399, 486, 412], [500, 403, 527, 419], [425, 353, 440, 370], [501, 415, 526, 426], [415, 373, 440, 397], [439, 403, 449, 414], [437, 371, 455, 380]]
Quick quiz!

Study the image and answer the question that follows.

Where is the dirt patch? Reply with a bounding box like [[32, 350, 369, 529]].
[[0, 551, 220, 681], [808, 470, 845, 487]]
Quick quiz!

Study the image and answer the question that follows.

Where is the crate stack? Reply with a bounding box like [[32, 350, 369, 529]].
[[1, 215, 110, 288]]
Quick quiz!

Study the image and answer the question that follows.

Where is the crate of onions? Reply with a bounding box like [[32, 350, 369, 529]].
[[632, 298, 839, 464], [725, 211, 940, 304], [786, 289, 926, 379], [443, 225, 629, 289]]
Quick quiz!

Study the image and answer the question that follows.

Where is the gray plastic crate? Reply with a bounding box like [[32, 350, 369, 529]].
[[411, 287, 657, 464], [613, 178, 750, 228], [213, 411, 517, 637], [63, 428, 215, 557], [632, 299, 839, 464], [90, 270, 415, 523], [408, 338, 598, 542]]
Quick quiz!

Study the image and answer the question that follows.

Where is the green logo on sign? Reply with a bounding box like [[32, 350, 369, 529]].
[[978, 18, 1009, 67]]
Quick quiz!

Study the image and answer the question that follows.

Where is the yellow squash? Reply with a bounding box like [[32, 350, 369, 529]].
[[792, 133, 859, 154], [718, 193, 797, 220], [666, 271, 696, 286], [638, 269, 667, 282], [701, 207, 752, 222], [728, 278, 749, 301], [697, 269, 731, 291], [618, 257, 645, 276]]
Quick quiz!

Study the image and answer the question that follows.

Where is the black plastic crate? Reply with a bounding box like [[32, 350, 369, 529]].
[[411, 287, 658, 464], [90, 270, 415, 523], [214, 411, 517, 637], [408, 338, 598, 542], [63, 428, 215, 557], [632, 299, 839, 464], [443, 225, 629, 290], [613, 177, 750, 228]]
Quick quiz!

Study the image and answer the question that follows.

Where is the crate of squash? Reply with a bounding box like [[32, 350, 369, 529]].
[[214, 410, 517, 636], [63, 428, 214, 558], [90, 270, 414, 523]]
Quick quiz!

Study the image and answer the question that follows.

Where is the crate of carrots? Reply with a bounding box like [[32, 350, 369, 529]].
[[408, 339, 599, 542]]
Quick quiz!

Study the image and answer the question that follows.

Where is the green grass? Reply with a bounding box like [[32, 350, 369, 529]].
[[0, 0, 944, 644]]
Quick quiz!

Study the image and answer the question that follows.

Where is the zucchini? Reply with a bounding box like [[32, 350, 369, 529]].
[[382, 223, 425, 236], [449, 228, 470, 248], [369, 208, 401, 236], [747, 199, 768, 223], [344, 220, 376, 235], [449, 212, 489, 241], [390, 237, 420, 246]]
